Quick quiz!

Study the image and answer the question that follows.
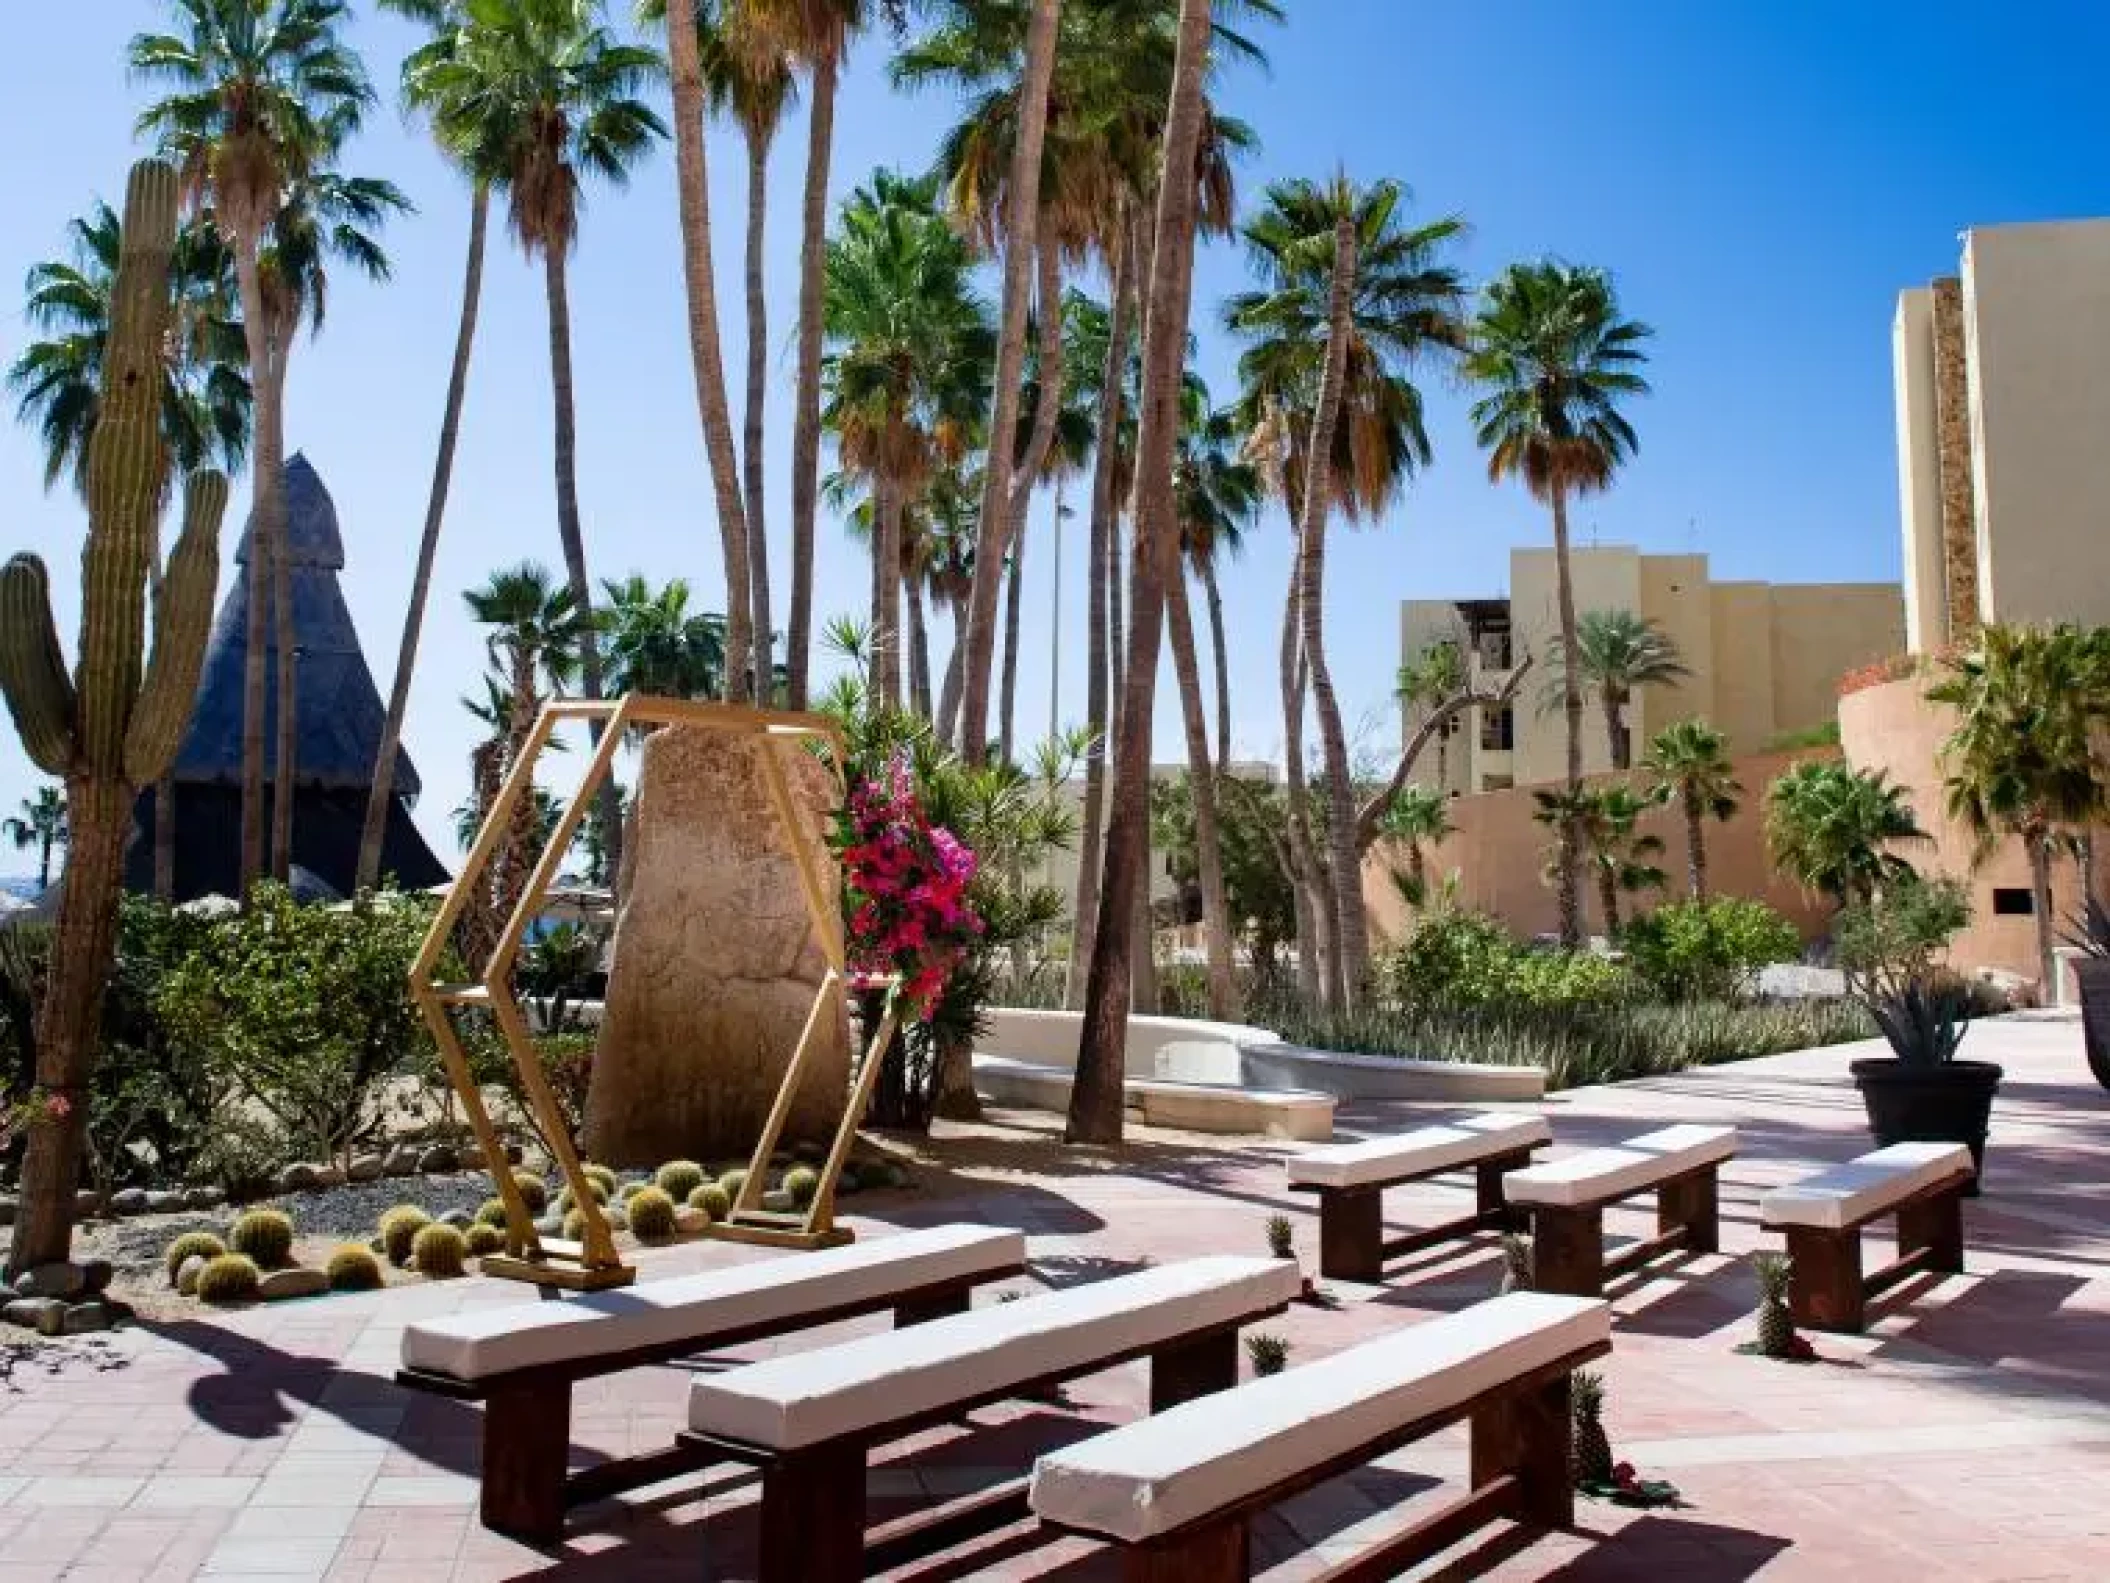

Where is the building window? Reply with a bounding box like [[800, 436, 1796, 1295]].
[[1481, 705, 1515, 752], [1478, 628, 1513, 669], [1992, 887, 2033, 916]]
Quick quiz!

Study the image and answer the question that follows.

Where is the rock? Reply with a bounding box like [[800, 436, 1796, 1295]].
[[145, 1190, 188, 1213], [416, 1145, 459, 1175], [761, 1189, 794, 1214], [60, 1300, 117, 1335], [0, 1195, 15, 1226], [2, 1297, 66, 1336], [176, 1255, 207, 1297], [673, 1206, 709, 1235], [257, 1268, 329, 1302], [109, 1187, 151, 1217], [72, 1190, 103, 1220], [584, 727, 850, 1166], [184, 1186, 226, 1210], [346, 1154, 386, 1183], [312, 1166, 345, 1188], [14, 1262, 85, 1300], [533, 1216, 562, 1238], [383, 1145, 421, 1177], [277, 1163, 326, 1194], [79, 1260, 112, 1297], [439, 1209, 473, 1230]]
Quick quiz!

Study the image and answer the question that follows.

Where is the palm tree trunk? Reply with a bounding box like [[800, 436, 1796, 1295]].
[[906, 572, 933, 720], [665, 1, 755, 700], [1072, 0, 1213, 1145], [497, 650, 539, 927], [742, 130, 774, 698], [1597, 862, 1620, 937], [958, 0, 1062, 763], [998, 515, 1025, 763], [786, 50, 837, 710], [1297, 218, 1367, 1007], [1550, 484, 1584, 945], [1167, 568, 1236, 1018], [1604, 694, 1628, 771], [1408, 842, 1427, 899], [1684, 787, 1707, 900], [1067, 240, 1132, 1009], [8, 778, 129, 1270], [263, 334, 298, 885], [230, 242, 274, 895], [2030, 830, 2058, 996], [937, 597, 966, 744], [542, 245, 620, 885], [874, 476, 904, 707], [359, 185, 488, 892], [1281, 564, 1333, 1007], [1201, 555, 1232, 776]]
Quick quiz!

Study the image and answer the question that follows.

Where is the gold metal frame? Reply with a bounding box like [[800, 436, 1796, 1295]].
[[407, 695, 896, 1287]]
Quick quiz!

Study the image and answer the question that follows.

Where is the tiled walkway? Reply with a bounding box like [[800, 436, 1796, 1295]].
[[3, 1013, 2108, 1579]]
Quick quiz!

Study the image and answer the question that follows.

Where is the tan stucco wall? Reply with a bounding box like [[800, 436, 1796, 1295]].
[[1892, 287, 1947, 652], [1709, 583, 1778, 755], [1511, 545, 1641, 785], [1768, 584, 1906, 736], [1961, 219, 2110, 631], [1637, 553, 1715, 737], [1362, 747, 1842, 951]]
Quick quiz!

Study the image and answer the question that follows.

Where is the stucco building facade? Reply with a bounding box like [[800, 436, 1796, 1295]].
[[1401, 546, 1903, 795]]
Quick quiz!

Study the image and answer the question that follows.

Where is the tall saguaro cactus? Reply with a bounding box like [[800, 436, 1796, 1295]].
[[0, 160, 228, 1272]]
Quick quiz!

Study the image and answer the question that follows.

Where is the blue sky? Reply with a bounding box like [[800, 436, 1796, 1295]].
[[5, 1, 2110, 875]]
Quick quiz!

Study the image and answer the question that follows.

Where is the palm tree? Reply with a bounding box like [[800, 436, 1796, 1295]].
[[1467, 260, 1652, 945], [1071, 0, 1215, 1145], [7, 202, 250, 494], [360, 0, 498, 892], [132, 0, 396, 890], [1231, 175, 1468, 1007], [652, 0, 754, 701], [1927, 624, 2110, 992], [1587, 784, 1666, 933], [1557, 607, 1688, 770], [821, 169, 993, 708], [1176, 396, 1260, 775], [597, 574, 728, 699], [3, 788, 69, 891], [465, 562, 585, 924], [1642, 719, 1741, 899], [1380, 783, 1452, 908], [1766, 759, 1928, 907], [1397, 638, 1466, 789], [421, 0, 663, 884]]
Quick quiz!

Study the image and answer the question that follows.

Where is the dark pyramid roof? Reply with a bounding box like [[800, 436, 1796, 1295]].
[[172, 453, 421, 797]]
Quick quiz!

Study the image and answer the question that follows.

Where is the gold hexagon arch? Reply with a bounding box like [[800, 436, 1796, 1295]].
[[408, 695, 900, 1290]]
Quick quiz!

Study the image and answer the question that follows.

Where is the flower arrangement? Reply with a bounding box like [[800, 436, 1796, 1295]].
[[836, 753, 983, 1019]]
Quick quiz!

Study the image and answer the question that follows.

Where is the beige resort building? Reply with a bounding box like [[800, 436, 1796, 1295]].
[[1400, 545, 1902, 794]]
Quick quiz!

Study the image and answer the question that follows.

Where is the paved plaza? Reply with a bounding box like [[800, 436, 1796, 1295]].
[[1, 1012, 2106, 1580]]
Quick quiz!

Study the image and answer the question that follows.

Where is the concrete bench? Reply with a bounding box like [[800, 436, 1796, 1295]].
[[974, 1054, 1335, 1141], [1030, 1291, 1612, 1582], [394, 1223, 1023, 1541], [1506, 1124, 1738, 1296], [1760, 1142, 1973, 1332], [1285, 1113, 1551, 1281], [681, 1255, 1301, 1582]]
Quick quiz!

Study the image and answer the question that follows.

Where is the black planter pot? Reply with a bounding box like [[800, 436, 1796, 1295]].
[[2075, 957, 2110, 1093], [1850, 1058, 2003, 1195]]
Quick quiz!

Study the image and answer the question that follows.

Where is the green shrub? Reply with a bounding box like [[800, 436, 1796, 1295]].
[[1245, 1332, 1291, 1377], [412, 1223, 468, 1278], [509, 1172, 548, 1213], [196, 1252, 261, 1304], [1620, 898, 1801, 1002], [465, 1223, 505, 1256], [583, 1163, 618, 1197], [476, 1197, 509, 1228], [165, 1231, 226, 1287], [689, 1183, 732, 1222], [1383, 910, 1630, 1011], [655, 1160, 707, 1202], [783, 1166, 820, 1210], [229, 1210, 294, 1268], [627, 1186, 678, 1241], [325, 1245, 383, 1292], [377, 1206, 433, 1267], [1264, 1214, 1294, 1260], [717, 1168, 749, 1202]]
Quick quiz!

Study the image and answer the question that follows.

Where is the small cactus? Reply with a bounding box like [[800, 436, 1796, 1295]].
[[783, 1166, 820, 1210], [688, 1183, 732, 1222], [655, 1161, 706, 1202], [1245, 1332, 1291, 1377], [1264, 1214, 1295, 1260], [509, 1171, 548, 1213], [377, 1206, 433, 1267], [230, 1210, 294, 1268], [561, 1207, 589, 1242], [325, 1246, 383, 1292], [627, 1186, 678, 1241], [718, 1168, 750, 1203], [164, 1231, 226, 1287], [476, 1197, 509, 1228], [412, 1223, 468, 1278], [465, 1223, 505, 1257], [582, 1163, 618, 1198], [1497, 1232, 1533, 1296], [196, 1253, 261, 1305], [1751, 1252, 1796, 1358]]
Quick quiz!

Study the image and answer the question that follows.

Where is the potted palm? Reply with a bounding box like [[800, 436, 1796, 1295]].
[[2063, 894, 2110, 1091], [1838, 878, 1999, 1192]]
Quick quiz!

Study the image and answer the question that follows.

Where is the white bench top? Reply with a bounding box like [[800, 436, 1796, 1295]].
[[1504, 1124, 1737, 1209], [1760, 1142, 1973, 1231], [1286, 1113, 1551, 1191], [1030, 1291, 1609, 1543], [399, 1223, 1023, 1382], [687, 1255, 1300, 1452]]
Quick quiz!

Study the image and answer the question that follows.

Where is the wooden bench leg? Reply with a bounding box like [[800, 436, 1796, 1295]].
[[1529, 1207, 1604, 1297], [1659, 1166, 1720, 1255], [1786, 1226, 1865, 1332], [894, 1285, 972, 1327], [1120, 1514, 1248, 1583], [1318, 1186, 1384, 1282], [480, 1380, 571, 1544], [1479, 1153, 1527, 1229], [758, 1439, 867, 1583], [1149, 1328, 1240, 1412], [1898, 1187, 1965, 1274], [1471, 1370, 1574, 1530]]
